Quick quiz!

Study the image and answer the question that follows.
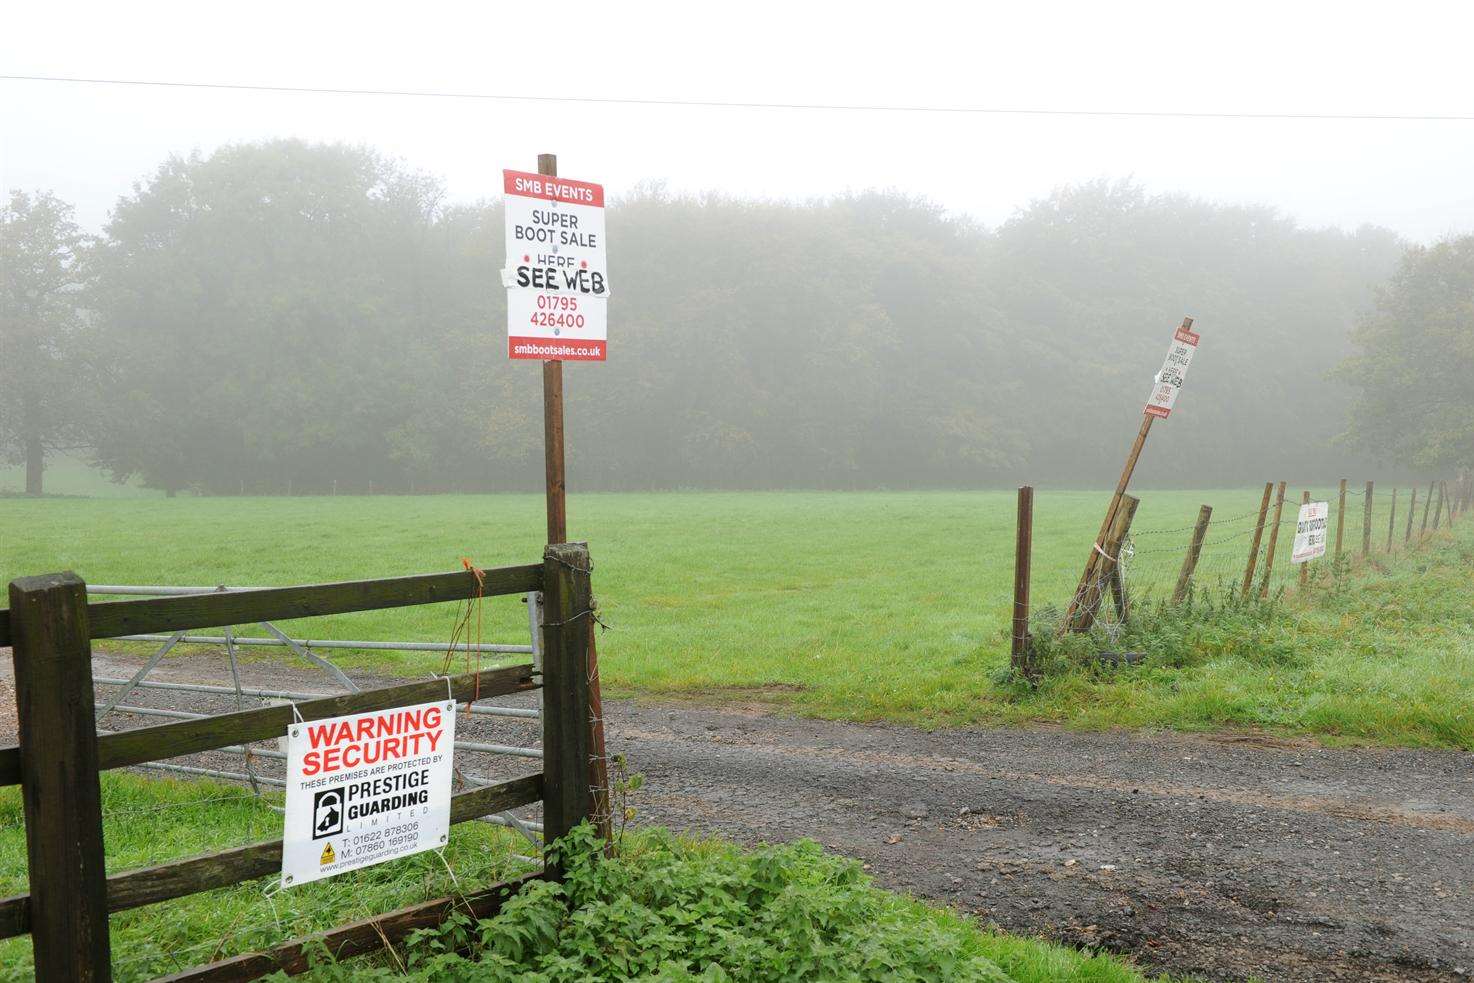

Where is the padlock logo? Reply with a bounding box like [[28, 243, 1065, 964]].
[[313, 789, 343, 839]]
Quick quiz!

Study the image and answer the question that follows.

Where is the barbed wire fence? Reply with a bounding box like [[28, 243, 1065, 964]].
[[1010, 469, 1472, 677]]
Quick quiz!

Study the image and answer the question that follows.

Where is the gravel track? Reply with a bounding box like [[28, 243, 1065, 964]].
[[2, 649, 1470, 982]]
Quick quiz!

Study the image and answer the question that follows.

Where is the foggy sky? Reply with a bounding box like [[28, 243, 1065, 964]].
[[4, 0, 1474, 240]]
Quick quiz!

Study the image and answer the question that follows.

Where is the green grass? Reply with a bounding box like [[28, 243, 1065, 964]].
[[0, 776, 1181, 982], [0, 772, 539, 981], [2, 487, 1469, 746]]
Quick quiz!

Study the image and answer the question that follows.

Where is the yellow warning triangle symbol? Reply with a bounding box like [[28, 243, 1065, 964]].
[[320, 842, 336, 865]]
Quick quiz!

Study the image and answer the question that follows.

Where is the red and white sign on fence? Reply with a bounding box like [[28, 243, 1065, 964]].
[[503, 169, 608, 361], [1144, 322, 1200, 418], [280, 700, 456, 888], [1292, 501, 1330, 564]]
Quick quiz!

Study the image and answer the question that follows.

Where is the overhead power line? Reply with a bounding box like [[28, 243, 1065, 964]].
[[3, 73, 1473, 122]]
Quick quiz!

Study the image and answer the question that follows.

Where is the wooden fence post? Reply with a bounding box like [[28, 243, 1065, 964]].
[[1361, 480, 1373, 557], [1241, 482, 1273, 599], [1334, 478, 1347, 561], [1102, 494, 1141, 624], [1258, 481, 1288, 599], [1299, 490, 1312, 587], [1405, 485, 1418, 544], [1420, 479, 1434, 539], [540, 543, 593, 877], [1011, 486, 1034, 676], [9, 572, 112, 982], [1386, 487, 1398, 552], [1432, 480, 1446, 531], [1171, 504, 1213, 605]]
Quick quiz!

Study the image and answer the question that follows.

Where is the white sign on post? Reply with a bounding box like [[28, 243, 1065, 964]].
[[1292, 501, 1330, 564], [1145, 322, 1201, 418], [503, 169, 608, 361], [280, 700, 455, 888]]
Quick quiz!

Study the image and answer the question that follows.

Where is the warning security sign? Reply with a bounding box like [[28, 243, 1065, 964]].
[[1145, 322, 1200, 419], [280, 700, 455, 888], [503, 169, 608, 362]]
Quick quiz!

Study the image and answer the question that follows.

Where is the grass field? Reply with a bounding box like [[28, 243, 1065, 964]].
[[3, 486, 1470, 746]]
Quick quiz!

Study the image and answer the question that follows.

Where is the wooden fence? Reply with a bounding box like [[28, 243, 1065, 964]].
[[0, 541, 596, 982]]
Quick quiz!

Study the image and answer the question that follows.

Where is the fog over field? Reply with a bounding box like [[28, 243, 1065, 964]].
[[5, 10, 1474, 983], [3, 1, 1472, 495]]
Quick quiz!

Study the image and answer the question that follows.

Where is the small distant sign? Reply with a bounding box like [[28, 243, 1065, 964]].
[[1145, 322, 1200, 418], [1292, 502, 1330, 564], [281, 700, 455, 888], [503, 169, 608, 361]]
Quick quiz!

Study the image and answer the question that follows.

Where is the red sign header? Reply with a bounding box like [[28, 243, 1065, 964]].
[[503, 169, 604, 208]]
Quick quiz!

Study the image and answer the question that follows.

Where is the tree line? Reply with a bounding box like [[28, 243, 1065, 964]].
[[2, 139, 1463, 496]]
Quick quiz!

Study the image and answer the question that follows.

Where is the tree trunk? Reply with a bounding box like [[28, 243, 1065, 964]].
[[24, 436, 43, 497]]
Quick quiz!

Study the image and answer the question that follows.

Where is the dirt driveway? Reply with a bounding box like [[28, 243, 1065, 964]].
[[2, 650, 1470, 982]]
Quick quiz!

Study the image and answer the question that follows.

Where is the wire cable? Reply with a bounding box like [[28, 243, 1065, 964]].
[[5, 74, 1474, 122]]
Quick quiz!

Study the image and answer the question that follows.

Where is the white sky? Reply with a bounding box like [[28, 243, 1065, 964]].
[[4, 0, 1474, 240]]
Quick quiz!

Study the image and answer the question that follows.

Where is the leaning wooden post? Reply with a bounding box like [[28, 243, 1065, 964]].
[[1298, 491, 1312, 588], [9, 572, 112, 981], [1063, 414, 1151, 632], [1361, 480, 1373, 558], [1334, 478, 1347, 562], [541, 543, 593, 876], [1258, 481, 1288, 599], [1385, 487, 1398, 552], [1063, 315, 1197, 633], [1102, 494, 1141, 624], [1241, 481, 1273, 599], [1432, 480, 1446, 531], [1011, 486, 1034, 676], [1405, 485, 1418, 544], [1171, 504, 1213, 605]]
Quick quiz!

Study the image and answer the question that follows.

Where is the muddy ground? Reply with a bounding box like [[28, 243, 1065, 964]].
[[3, 649, 1471, 982]]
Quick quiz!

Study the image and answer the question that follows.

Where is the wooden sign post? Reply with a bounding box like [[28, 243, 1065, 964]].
[[519, 154, 611, 841], [1063, 316, 1197, 632]]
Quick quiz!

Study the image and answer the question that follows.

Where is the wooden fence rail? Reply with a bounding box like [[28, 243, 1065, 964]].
[[0, 565, 543, 648], [1, 548, 594, 982]]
